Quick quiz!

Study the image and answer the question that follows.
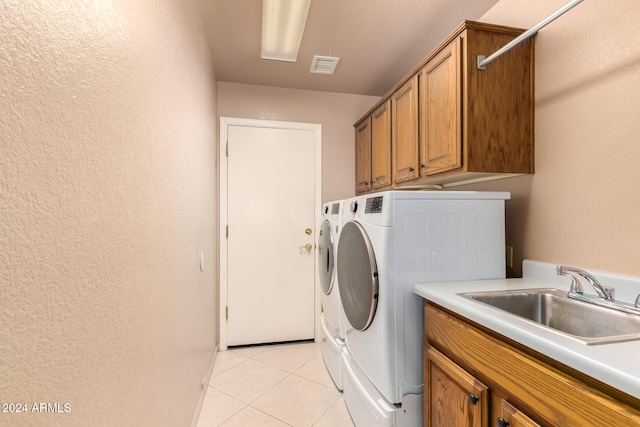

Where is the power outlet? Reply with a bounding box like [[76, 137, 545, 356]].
[[506, 246, 514, 269]]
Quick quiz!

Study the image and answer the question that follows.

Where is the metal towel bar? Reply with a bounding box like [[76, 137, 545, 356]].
[[477, 0, 585, 70]]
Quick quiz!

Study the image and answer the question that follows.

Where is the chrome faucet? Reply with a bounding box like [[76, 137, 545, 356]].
[[556, 265, 615, 301]]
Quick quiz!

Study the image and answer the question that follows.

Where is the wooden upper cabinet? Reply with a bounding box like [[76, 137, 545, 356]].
[[419, 37, 461, 177], [353, 20, 534, 193], [425, 345, 489, 427], [355, 118, 372, 194], [370, 100, 392, 190], [392, 75, 419, 184], [464, 26, 534, 176]]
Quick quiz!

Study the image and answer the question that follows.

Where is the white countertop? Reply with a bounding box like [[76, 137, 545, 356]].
[[413, 260, 640, 400]]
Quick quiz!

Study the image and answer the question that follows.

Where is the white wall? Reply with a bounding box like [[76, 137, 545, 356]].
[[0, 1, 218, 425], [460, 0, 640, 277]]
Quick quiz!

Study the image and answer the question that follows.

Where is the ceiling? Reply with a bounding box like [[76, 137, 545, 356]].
[[195, 0, 500, 97]]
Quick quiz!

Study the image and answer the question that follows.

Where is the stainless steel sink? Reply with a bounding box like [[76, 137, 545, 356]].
[[460, 288, 640, 345]]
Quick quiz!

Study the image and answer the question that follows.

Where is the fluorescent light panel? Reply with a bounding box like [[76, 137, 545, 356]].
[[261, 0, 312, 62]]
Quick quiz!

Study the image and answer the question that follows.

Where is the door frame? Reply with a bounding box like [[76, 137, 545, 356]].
[[219, 117, 322, 350]]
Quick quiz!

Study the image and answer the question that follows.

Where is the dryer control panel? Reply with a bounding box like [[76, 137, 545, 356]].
[[365, 196, 383, 214]]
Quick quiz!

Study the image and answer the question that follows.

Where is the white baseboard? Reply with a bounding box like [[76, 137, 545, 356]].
[[190, 345, 218, 427]]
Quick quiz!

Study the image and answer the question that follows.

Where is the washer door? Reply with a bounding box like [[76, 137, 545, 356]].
[[318, 219, 335, 295], [337, 221, 378, 331]]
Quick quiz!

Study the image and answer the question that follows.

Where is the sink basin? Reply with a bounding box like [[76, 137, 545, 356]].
[[460, 288, 640, 345]]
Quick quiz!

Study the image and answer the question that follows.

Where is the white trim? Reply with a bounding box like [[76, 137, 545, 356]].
[[190, 345, 218, 427], [219, 117, 322, 350]]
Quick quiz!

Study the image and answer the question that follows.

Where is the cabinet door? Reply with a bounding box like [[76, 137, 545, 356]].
[[419, 36, 461, 176], [425, 346, 489, 427], [370, 100, 392, 190], [355, 118, 372, 194], [497, 401, 541, 427], [392, 75, 419, 183]]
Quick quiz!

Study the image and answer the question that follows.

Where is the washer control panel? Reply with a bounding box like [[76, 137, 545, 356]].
[[365, 196, 383, 214]]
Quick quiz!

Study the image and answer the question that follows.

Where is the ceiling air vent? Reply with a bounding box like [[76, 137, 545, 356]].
[[310, 56, 340, 75]]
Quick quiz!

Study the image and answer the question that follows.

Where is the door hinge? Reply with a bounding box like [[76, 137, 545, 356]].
[[225, 141, 229, 157], [226, 225, 229, 238], [225, 306, 228, 320]]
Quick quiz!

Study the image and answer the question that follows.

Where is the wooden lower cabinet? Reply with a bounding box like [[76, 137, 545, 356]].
[[425, 346, 488, 427], [498, 400, 541, 427], [423, 301, 640, 427]]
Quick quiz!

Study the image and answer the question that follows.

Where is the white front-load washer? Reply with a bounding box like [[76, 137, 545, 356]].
[[337, 190, 510, 427], [318, 200, 345, 389]]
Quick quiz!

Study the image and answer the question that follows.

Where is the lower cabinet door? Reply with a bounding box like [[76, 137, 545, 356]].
[[425, 345, 489, 427], [497, 400, 541, 427]]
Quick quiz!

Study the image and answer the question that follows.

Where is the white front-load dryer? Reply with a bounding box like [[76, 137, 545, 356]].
[[318, 200, 345, 390], [338, 190, 510, 427]]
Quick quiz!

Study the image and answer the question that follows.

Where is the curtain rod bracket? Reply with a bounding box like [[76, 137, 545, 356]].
[[477, 0, 584, 70], [477, 55, 488, 70]]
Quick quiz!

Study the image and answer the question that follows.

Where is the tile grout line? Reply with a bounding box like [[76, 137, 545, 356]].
[[204, 342, 351, 427]]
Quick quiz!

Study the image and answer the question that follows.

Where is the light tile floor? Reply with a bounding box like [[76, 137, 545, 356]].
[[197, 341, 356, 427]]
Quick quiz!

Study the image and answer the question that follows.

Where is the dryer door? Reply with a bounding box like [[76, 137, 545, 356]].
[[337, 221, 378, 331], [318, 219, 335, 295]]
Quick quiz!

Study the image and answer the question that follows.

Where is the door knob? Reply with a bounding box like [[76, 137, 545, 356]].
[[299, 244, 312, 252], [305, 228, 312, 235]]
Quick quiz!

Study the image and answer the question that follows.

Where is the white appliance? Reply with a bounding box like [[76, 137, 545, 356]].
[[337, 190, 510, 427], [318, 200, 345, 389]]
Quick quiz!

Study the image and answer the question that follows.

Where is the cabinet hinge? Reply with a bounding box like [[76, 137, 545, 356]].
[[225, 306, 228, 320], [226, 141, 229, 157], [226, 225, 229, 238]]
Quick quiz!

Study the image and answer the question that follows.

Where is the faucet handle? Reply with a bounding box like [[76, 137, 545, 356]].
[[567, 273, 584, 294], [557, 265, 583, 294], [603, 286, 616, 301]]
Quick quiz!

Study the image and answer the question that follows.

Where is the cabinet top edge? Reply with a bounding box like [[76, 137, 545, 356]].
[[353, 20, 527, 127]]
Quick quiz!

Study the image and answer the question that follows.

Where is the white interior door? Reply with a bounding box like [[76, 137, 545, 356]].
[[221, 118, 321, 348]]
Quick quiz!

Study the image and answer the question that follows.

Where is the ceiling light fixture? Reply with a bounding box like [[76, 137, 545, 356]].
[[261, 0, 312, 62]]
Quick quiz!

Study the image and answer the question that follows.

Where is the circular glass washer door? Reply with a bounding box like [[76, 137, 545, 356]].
[[318, 219, 335, 295], [337, 221, 379, 331]]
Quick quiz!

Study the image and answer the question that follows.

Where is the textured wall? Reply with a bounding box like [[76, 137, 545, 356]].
[[217, 82, 380, 202], [460, 0, 640, 277], [0, 1, 218, 426]]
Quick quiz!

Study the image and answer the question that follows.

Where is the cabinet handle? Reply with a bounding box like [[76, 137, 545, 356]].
[[496, 417, 509, 427], [468, 394, 478, 405], [408, 167, 415, 172], [419, 163, 426, 169]]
